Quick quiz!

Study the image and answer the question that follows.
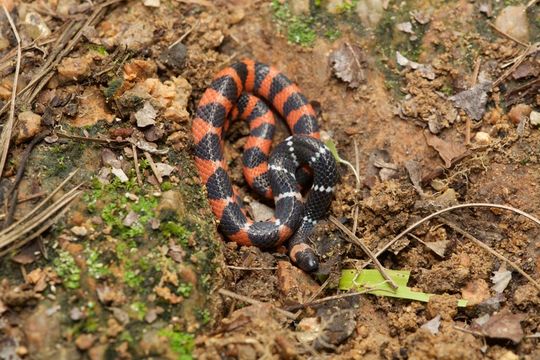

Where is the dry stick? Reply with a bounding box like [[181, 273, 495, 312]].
[[169, 20, 200, 49], [488, 22, 528, 47], [144, 151, 162, 184], [132, 144, 142, 186], [441, 217, 540, 291], [329, 215, 398, 290], [526, 0, 539, 9], [493, 43, 539, 87], [55, 131, 129, 144], [0, 169, 79, 236], [285, 288, 373, 311], [226, 265, 277, 271], [0, 185, 82, 247], [363, 203, 540, 291], [3, 131, 51, 228], [0, 197, 79, 257], [218, 288, 297, 320], [0, 5, 22, 178]]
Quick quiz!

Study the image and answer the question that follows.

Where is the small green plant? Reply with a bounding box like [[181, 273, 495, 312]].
[[177, 283, 193, 298], [130, 301, 148, 320], [196, 308, 211, 325], [86, 249, 110, 279], [161, 221, 191, 246], [53, 250, 81, 289], [271, 0, 317, 47], [159, 329, 195, 360]]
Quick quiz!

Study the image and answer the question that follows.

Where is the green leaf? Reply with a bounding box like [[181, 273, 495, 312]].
[[324, 139, 359, 185], [339, 269, 468, 307]]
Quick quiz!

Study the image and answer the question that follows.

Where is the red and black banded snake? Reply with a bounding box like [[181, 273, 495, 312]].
[[192, 59, 338, 272]]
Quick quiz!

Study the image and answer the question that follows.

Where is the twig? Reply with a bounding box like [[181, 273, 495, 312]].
[[144, 151, 162, 184], [0, 4, 22, 178], [329, 216, 398, 290], [218, 288, 297, 320], [17, 191, 46, 203], [0, 169, 79, 236], [226, 265, 277, 271], [55, 131, 129, 144], [453, 326, 484, 337], [526, 0, 538, 9], [132, 144, 142, 186], [441, 217, 540, 291], [3, 130, 50, 228], [362, 203, 540, 291], [488, 22, 528, 47], [284, 288, 372, 311], [169, 20, 200, 49], [493, 43, 539, 87]]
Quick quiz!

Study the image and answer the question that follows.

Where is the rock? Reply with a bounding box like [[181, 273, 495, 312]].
[[314, 308, 356, 349], [508, 104, 531, 124], [71, 86, 114, 127], [88, 344, 107, 360], [23, 12, 51, 40], [474, 131, 491, 145], [530, 111, 540, 126], [461, 279, 490, 306], [355, 0, 385, 28], [296, 317, 322, 343], [288, 0, 309, 15], [276, 261, 320, 303], [143, 0, 159, 7], [157, 190, 186, 220], [70, 226, 88, 237], [58, 55, 94, 81], [75, 334, 96, 351], [23, 304, 61, 356], [159, 42, 187, 69], [15, 111, 42, 144], [494, 6, 529, 43]]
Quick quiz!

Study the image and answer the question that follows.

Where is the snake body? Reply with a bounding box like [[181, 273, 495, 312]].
[[192, 59, 338, 272]]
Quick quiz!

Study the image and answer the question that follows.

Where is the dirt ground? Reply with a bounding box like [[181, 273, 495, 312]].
[[0, 0, 539, 359]]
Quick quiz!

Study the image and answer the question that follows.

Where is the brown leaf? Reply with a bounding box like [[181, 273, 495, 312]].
[[481, 313, 527, 343], [425, 240, 449, 257], [329, 43, 367, 88], [449, 81, 492, 120], [424, 130, 467, 168]]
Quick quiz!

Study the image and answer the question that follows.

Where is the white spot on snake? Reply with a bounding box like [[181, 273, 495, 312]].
[[275, 191, 302, 201]]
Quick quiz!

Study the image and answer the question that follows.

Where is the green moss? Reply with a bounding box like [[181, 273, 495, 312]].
[[53, 250, 81, 289], [196, 308, 211, 325], [158, 329, 194, 360], [271, 0, 317, 47], [130, 301, 148, 320], [104, 78, 123, 100], [161, 181, 174, 191], [177, 283, 193, 298], [161, 221, 191, 246], [86, 249, 110, 279]]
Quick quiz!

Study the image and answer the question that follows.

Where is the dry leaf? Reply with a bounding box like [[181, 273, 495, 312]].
[[425, 240, 449, 257], [396, 52, 435, 80], [111, 167, 129, 182], [481, 313, 527, 343], [421, 314, 441, 335], [135, 101, 157, 127], [405, 160, 424, 195], [122, 211, 139, 227], [396, 21, 414, 34], [491, 267, 512, 293], [449, 81, 492, 120], [424, 130, 467, 168], [329, 43, 367, 88], [155, 163, 175, 177]]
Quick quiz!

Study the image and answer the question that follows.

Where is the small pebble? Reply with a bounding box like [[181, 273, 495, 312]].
[[530, 111, 540, 126], [71, 226, 88, 237], [474, 131, 491, 145]]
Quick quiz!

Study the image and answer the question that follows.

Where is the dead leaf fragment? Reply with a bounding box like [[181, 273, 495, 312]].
[[425, 240, 449, 257], [396, 21, 414, 34], [135, 101, 158, 127], [329, 43, 367, 88], [491, 267, 512, 293], [421, 314, 441, 335], [396, 52, 435, 80], [424, 131, 468, 168], [449, 81, 492, 120], [155, 163, 175, 177], [481, 313, 527, 343]]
